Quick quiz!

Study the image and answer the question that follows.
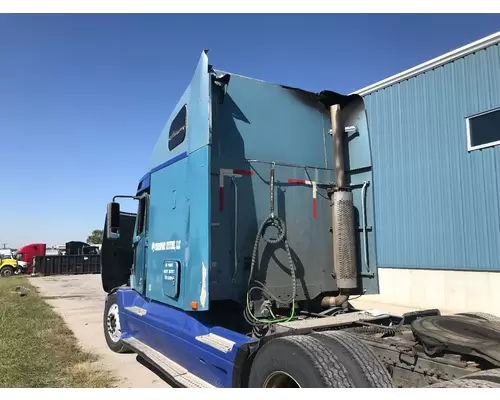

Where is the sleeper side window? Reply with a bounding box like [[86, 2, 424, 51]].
[[168, 105, 187, 151]]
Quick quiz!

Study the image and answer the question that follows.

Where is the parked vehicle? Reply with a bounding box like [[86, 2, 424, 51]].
[[65, 241, 100, 255], [16, 243, 47, 274], [0, 256, 25, 277], [16, 241, 99, 274], [100, 52, 500, 388]]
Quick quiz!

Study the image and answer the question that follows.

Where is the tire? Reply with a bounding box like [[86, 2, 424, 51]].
[[456, 312, 500, 323], [430, 378, 500, 388], [459, 369, 500, 385], [103, 292, 130, 353], [0, 266, 14, 277], [248, 335, 355, 388], [311, 331, 394, 388]]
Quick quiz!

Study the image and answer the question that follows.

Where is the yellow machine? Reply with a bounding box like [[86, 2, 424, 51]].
[[0, 257, 21, 277]]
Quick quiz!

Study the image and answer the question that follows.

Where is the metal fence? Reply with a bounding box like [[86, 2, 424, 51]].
[[33, 254, 101, 276]]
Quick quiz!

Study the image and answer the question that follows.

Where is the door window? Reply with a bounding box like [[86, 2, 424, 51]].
[[136, 195, 149, 236]]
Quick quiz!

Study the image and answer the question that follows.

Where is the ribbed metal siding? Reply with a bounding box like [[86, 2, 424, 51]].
[[364, 43, 500, 271]]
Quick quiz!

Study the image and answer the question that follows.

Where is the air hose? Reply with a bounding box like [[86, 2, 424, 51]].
[[244, 166, 297, 327]]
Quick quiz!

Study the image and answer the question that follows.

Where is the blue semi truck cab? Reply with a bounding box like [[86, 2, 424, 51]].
[[100, 51, 500, 388]]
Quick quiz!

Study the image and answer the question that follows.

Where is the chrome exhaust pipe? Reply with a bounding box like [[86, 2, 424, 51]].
[[322, 104, 358, 308]]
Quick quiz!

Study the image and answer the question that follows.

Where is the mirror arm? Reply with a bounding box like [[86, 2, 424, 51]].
[[112, 195, 141, 202]]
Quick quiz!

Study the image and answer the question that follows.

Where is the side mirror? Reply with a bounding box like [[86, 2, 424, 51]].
[[106, 202, 121, 239]]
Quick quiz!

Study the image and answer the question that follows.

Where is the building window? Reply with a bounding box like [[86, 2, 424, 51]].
[[466, 107, 500, 151], [168, 105, 187, 151]]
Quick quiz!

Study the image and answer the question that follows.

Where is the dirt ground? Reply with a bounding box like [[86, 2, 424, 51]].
[[28, 275, 170, 388]]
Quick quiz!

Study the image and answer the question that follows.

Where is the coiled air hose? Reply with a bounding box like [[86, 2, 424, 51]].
[[244, 167, 297, 327]]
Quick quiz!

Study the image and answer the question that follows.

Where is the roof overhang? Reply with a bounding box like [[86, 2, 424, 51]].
[[352, 31, 500, 97]]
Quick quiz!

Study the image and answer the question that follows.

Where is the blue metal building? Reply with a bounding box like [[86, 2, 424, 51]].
[[355, 32, 500, 273]]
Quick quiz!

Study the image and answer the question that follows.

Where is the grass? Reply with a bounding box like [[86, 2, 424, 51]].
[[0, 277, 114, 388]]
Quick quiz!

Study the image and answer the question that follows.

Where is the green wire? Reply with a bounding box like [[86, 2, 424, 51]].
[[246, 292, 295, 324]]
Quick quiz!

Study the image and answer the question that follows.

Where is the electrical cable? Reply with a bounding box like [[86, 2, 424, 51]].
[[244, 214, 297, 326]]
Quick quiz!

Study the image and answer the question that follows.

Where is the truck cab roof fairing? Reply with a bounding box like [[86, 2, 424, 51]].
[[135, 51, 210, 196], [137, 52, 360, 195], [148, 51, 210, 172]]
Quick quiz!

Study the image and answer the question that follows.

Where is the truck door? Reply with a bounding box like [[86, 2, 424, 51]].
[[146, 51, 211, 311], [132, 194, 149, 295], [101, 211, 137, 293]]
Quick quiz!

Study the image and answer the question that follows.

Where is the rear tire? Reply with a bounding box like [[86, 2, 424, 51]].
[[311, 330, 394, 388], [430, 378, 500, 388], [456, 312, 500, 323], [103, 292, 130, 353], [248, 335, 355, 388], [459, 369, 500, 385], [0, 266, 14, 277]]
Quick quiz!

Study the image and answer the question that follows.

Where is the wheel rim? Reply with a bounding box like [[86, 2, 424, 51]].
[[1, 268, 13, 277], [263, 371, 301, 388], [106, 304, 122, 343]]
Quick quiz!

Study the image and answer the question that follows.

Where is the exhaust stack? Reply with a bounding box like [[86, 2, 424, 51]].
[[322, 104, 358, 308]]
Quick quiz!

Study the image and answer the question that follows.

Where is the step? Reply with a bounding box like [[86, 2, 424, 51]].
[[122, 336, 215, 388]]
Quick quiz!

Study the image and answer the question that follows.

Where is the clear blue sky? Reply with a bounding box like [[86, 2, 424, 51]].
[[1, 13, 500, 248]]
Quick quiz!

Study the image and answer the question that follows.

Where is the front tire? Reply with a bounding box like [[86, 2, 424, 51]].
[[0, 266, 14, 277], [103, 292, 129, 353]]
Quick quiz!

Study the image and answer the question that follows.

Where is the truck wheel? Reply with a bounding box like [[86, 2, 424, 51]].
[[456, 312, 500, 323], [103, 292, 129, 353], [312, 331, 394, 388], [248, 335, 355, 388], [0, 266, 14, 277], [459, 368, 500, 385]]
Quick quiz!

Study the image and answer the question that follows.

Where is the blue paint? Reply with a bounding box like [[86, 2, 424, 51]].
[[146, 146, 211, 311], [118, 51, 380, 386], [137, 153, 188, 195], [116, 288, 257, 388], [139, 52, 212, 311], [209, 73, 379, 299], [149, 52, 210, 170], [364, 42, 500, 272], [134, 53, 379, 310], [150, 151, 188, 174], [137, 172, 151, 194]]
